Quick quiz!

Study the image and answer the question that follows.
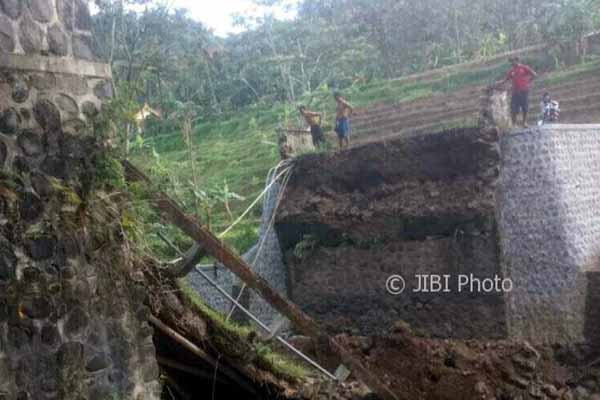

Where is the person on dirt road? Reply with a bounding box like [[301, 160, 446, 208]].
[[298, 105, 325, 148], [497, 56, 537, 127], [334, 92, 354, 150]]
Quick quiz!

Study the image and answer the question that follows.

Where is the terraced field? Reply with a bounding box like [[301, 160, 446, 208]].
[[350, 62, 600, 144]]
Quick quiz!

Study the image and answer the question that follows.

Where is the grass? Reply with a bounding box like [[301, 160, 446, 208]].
[[129, 54, 600, 259], [177, 279, 309, 381]]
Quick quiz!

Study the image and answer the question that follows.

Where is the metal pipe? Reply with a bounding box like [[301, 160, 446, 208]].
[[195, 267, 337, 381]]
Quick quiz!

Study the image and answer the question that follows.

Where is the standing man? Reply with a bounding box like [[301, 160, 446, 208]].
[[334, 92, 354, 150], [497, 56, 537, 127], [298, 105, 325, 148]]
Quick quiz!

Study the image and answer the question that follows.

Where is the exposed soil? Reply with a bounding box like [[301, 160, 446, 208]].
[[350, 73, 600, 145], [287, 326, 600, 400]]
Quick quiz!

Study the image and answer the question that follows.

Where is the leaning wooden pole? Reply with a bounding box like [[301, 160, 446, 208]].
[[123, 160, 400, 400], [149, 316, 260, 398]]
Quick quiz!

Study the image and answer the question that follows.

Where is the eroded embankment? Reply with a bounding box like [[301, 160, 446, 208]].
[[275, 126, 600, 399], [276, 127, 505, 339], [290, 326, 600, 400]]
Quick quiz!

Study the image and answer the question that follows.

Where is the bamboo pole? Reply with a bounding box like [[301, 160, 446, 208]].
[[157, 356, 227, 383], [149, 315, 260, 398]]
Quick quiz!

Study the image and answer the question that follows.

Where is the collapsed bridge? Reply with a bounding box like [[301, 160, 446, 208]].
[[1, 1, 600, 399], [275, 124, 600, 344]]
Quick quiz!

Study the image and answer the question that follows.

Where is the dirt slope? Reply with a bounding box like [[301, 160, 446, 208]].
[[349, 65, 600, 145]]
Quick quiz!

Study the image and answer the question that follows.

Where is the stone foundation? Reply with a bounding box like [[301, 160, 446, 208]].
[[499, 125, 600, 344], [0, 1, 159, 399]]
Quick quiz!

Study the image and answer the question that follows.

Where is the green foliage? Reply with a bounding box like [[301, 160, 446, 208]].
[[128, 55, 600, 261], [541, 0, 599, 41], [93, 82, 141, 155], [177, 279, 309, 380], [93, 0, 599, 121], [93, 153, 127, 190], [293, 234, 318, 259]]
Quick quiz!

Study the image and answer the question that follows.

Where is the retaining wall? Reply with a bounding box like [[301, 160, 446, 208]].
[[499, 125, 600, 344], [0, 1, 159, 399]]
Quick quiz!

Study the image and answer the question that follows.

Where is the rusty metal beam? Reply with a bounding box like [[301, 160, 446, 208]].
[[123, 160, 399, 400], [123, 160, 207, 277]]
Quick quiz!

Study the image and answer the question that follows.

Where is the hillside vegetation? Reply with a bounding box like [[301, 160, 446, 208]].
[[129, 52, 600, 259]]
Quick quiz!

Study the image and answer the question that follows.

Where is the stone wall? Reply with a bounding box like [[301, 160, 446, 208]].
[[0, 0, 112, 142], [0, 1, 159, 399], [498, 125, 600, 344], [0, 0, 95, 59]]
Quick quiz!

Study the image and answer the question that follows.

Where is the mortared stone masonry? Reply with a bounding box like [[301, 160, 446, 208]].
[[0, 1, 160, 399]]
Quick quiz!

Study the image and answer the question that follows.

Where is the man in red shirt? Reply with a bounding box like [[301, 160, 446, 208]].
[[497, 56, 538, 127]]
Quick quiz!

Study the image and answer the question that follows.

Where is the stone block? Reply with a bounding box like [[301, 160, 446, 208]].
[[72, 34, 94, 60], [0, 108, 20, 135], [17, 129, 43, 156], [85, 353, 111, 372], [19, 191, 45, 222], [19, 13, 44, 54], [57, 74, 88, 96], [57, 341, 84, 365], [64, 307, 89, 336], [0, 140, 7, 167], [27, 0, 54, 23], [48, 24, 69, 57], [30, 72, 57, 91], [33, 99, 62, 132], [20, 296, 53, 319], [81, 101, 98, 118], [41, 325, 60, 346], [24, 236, 56, 260], [0, 15, 16, 52], [0, 243, 17, 282], [55, 93, 79, 118], [74, 0, 91, 31], [0, 0, 21, 19], [11, 80, 29, 104], [56, 0, 73, 31], [93, 80, 113, 99]]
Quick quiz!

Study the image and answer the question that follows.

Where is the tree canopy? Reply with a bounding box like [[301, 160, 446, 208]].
[[92, 0, 600, 119]]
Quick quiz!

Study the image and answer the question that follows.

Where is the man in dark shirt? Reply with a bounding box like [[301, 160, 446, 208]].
[[298, 105, 325, 148], [497, 56, 538, 127]]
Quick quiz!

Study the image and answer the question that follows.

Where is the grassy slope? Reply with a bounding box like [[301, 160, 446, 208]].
[[130, 55, 600, 257]]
